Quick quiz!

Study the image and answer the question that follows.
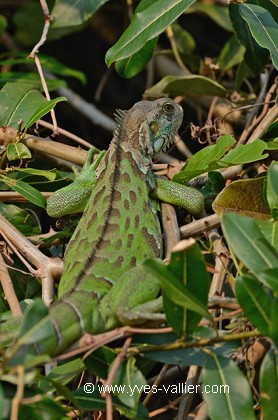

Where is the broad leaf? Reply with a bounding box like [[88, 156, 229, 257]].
[[7, 143, 32, 160], [145, 74, 226, 97], [112, 358, 146, 408], [162, 242, 209, 334], [144, 247, 212, 323], [239, 3, 278, 70], [229, 4, 269, 74], [221, 213, 278, 274], [1, 176, 47, 208], [52, 0, 109, 28], [0, 82, 65, 129], [266, 161, 278, 218], [213, 177, 271, 219], [24, 96, 67, 130], [106, 0, 196, 66], [115, 38, 158, 78], [203, 355, 256, 420], [221, 139, 268, 164], [260, 346, 278, 419], [174, 135, 235, 184], [236, 274, 272, 336]]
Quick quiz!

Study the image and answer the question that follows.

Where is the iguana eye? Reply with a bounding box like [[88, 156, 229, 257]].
[[150, 121, 159, 133], [162, 102, 174, 113]]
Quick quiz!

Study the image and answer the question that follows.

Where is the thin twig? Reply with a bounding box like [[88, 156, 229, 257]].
[[0, 253, 22, 316], [28, 1, 58, 133]]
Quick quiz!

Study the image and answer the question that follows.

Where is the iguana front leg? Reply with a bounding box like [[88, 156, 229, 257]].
[[46, 150, 204, 218], [46, 147, 105, 217]]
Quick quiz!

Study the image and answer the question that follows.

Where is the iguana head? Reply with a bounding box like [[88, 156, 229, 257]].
[[115, 98, 183, 158]]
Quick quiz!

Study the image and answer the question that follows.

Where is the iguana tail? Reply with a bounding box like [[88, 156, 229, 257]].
[[6, 291, 106, 364]]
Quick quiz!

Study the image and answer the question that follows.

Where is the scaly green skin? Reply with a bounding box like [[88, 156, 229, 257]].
[[13, 98, 188, 357]]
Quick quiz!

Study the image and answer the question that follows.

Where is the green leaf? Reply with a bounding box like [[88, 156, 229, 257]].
[[0, 203, 41, 235], [0, 15, 7, 36], [239, 4, 278, 70], [236, 274, 272, 335], [186, 2, 233, 32], [0, 82, 63, 129], [73, 387, 149, 419], [115, 38, 157, 78], [1, 176, 47, 208], [106, 0, 196, 66], [221, 213, 278, 274], [266, 161, 278, 218], [229, 4, 269, 74], [260, 346, 278, 419], [0, 53, 86, 84], [43, 358, 85, 389], [112, 358, 146, 408], [203, 355, 256, 420], [0, 382, 3, 420], [144, 255, 212, 323], [174, 134, 235, 184], [162, 242, 209, 334], [220, 139, 268, 164], [218, 35, 246, 71], [0, 73, 67, 90], [15, 167, 57, 182], [145, 74, 226, 98], [19, 397, 68, 420], [257, 219, 278, 248], [259, 269, 278, 294], [213, 177, 271, 219], [52, 0, 109, 28], [24, 96, 67, 130], [7, 143, 32, 160]]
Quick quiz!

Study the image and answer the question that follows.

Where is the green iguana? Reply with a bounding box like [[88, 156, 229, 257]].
[[9, 98, 204, 360]]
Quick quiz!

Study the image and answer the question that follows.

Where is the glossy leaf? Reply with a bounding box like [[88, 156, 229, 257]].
[[145, 74, 226, 98], [112, 357, 146, 408], [15, 167, 57, 182], [42, 358, 85, 389], [0, 72, 66, 90], [213, 177, 271, 219], [115, 38, 158, 78], [266, 161, 278, 218], [0, 53, 86, 83], [174, 135, 235, 184], [218, 35, 246, 71], [106, 0, 196, 66], [0, 15, 7, 36], [24, 96, 67, 130], [257, 219, 278, 249], [144, 246, 212, 323], [52, 0, 109, 28], [203, 355, 255, 420], [221, 213, 278, 274], [162, 242, 209, 334], [186, 2, 233, 31], [0, 203, 41, 235], [239, 3, 278, 70], [73, 387, 149, 419], [7, 143, 32, 160], [259, 269, 278, 294], [260, 346, 278, 419], [1, 176, 47, 208], [0, 82, 64, 129], [229, 4, 269, 74], [221, 139, 268, 164], [236, 274, 272, 335]]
